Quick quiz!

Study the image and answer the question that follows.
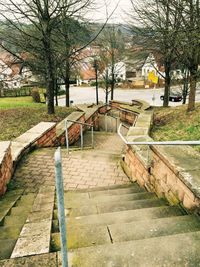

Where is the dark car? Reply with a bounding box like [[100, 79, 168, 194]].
[[160, 93, 182, 102]]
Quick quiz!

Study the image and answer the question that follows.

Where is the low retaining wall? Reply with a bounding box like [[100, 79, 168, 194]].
[[0, 142, 13, 195], [0, 104, 106, 196], [12, 122, 56, 164], [122, 110, 200, 212], [110, 100, 139, 125]]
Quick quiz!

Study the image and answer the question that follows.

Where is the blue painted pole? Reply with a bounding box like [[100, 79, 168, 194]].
[[54, 147, 68, 267]]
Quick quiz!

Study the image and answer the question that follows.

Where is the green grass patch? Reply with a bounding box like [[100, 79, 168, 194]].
[[0, 96, 41, 109], [151, 103, 200, 152], [0, 96, 74, 141]]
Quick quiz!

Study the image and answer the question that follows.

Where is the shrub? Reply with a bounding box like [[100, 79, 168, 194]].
[[31, 88, 41, 103]]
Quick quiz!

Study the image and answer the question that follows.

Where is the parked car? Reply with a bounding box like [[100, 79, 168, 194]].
[[160, 93, 182, 102]]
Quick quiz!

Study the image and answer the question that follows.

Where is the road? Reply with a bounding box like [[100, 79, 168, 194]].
[[58, 85, 200, 107]]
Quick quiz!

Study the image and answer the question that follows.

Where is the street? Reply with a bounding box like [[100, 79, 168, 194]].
[[58, 85, 200, 107]]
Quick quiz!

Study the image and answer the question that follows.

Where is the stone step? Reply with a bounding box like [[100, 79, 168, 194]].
[[10, 206, 32, 216], [68, 231, 200, 266], [60, 192, 156, 208], [51, 223, 111, 251], [61, 184, 143, 204], [88, 186, 145, 197], [0, 190, 24, 199], [67, 198, 168, 217], [66, 183, 136, 192], [0, 252, 58, 266], [11, 220, 52, 259], [62, 186, 143, 205], [16, 194, 36, 206], [4, 215, 28, 226], [109, 215, 200, 243], [64, 186, 145, 202], [0, 225, 23, 239], [52, 215, 200, 251], [0, 239, 17, 260], [0, 192, 23, 224], [66, 206, 186, 227]]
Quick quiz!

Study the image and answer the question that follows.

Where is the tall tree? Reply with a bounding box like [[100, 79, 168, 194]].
[[172, 0, 200, 111], [54, 18, 91, 107], [0, 0, 94, 114], [97, 25, 125, 100], [129, 0, 182, 107]]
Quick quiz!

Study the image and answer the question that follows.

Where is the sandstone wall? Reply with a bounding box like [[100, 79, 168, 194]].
[[0, 142, 13, 195], [121, 110, 200, 212]]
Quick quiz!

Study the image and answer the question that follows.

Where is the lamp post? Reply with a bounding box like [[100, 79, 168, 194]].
[[93, 59, 99, 105]]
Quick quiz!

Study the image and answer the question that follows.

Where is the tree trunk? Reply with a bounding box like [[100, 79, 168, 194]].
[[187, 66, 198, 112], [95, 64, 99, 105], [105, 69, 109, 104], [111, 72, 115, 100], [46, 71, 55, 114], [55, 79, 58, 106], [182, 69, 189, 105], [163, 61, 171, 107], [65, 77, 70, 107], [44, 37, 55, 114], [65, 60, 70, 107]]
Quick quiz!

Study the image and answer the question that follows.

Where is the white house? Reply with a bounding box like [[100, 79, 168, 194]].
[[141, 53, 164, 79], [0, 52, 38, 89], [106, 61, 126, 81], [0, 59, 12, 81]]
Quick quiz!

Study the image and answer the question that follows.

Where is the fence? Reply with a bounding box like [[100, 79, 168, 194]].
[[0, 87, 32, 97]]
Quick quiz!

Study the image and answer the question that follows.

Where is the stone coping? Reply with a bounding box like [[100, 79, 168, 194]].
[[56, 111, 85, 137], [127, 111, 153, 139], [11, 122, 56, 162], [0, 141, 11, 165], [75, 103, 107, 121], [151, 145, 200, 199], [110, 100, 151, 114], [15, 122, 56, 147]]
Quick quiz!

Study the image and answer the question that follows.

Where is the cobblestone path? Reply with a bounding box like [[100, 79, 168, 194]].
[[13, 132, 130, 192]]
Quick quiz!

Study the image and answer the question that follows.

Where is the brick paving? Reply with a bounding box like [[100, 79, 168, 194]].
[[13, 132, 130, 192]]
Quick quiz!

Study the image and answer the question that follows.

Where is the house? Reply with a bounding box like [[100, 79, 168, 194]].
[[105, 61, 126, 81], [78, 62, 96, 85], [75, 46, 101, 85], [0, 52, 21, 88], [0, 51, 38, 89], [141, 53, 165, 80]]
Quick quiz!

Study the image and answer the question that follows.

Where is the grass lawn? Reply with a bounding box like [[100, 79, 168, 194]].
[[151, 103, 200, 151], [0, 96, 74, 141]]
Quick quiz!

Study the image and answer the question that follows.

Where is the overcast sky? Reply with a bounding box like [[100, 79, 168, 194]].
[[89, 0, 132, 24]]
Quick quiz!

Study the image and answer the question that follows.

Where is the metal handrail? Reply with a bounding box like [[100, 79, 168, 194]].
[[65, 119, 93, 127], [118, 123, 200, 146], [65, 119, 94, 154], [54, 147, 68, 267]]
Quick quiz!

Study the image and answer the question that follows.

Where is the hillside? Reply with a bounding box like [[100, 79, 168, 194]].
[[151, 104, 200, 151]]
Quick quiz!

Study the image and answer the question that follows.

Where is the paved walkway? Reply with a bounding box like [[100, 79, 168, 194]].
[[0, 131, 131, 264], [13, 132, 130, 192]]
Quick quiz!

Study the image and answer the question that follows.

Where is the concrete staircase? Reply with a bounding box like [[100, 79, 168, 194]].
[[51, 183, 200, 266], [0, 191, 35, 260]]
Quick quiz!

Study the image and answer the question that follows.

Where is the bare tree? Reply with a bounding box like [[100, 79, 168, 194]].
[[129, 0, 182, 107], [0, 0, 94, 114], [172, 0, 200, 111], [97, 25, 125, 100]]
